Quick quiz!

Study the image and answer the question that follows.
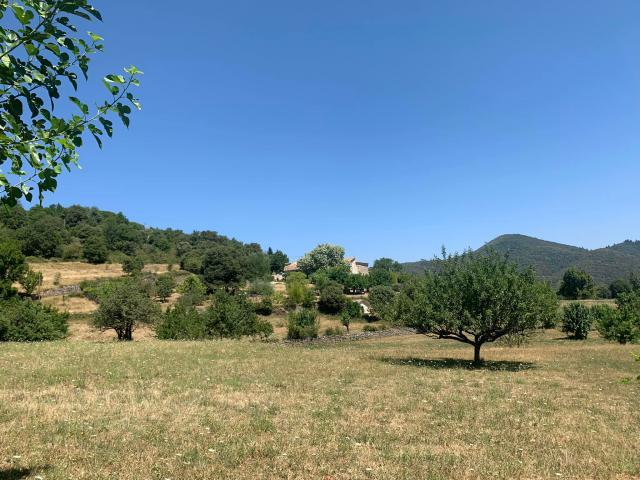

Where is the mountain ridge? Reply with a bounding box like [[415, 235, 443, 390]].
[[402, 234, 640, 286]]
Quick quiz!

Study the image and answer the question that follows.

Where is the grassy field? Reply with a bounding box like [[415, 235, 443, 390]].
[[1, 332, 638, 479]]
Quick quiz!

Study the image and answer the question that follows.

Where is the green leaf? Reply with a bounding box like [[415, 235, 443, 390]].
[[69, 96, 89, 115], [88, 31, 104, 42], [0, 55, 10, 68]]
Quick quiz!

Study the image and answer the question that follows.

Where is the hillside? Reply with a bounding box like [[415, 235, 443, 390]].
[[402, 234, 640, 286]]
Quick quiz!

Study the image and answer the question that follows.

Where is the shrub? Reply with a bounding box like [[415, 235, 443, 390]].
[[19, 268, 43, 297], [156, 275, 176, 302], [562, 302, 593, 339], [248, 279, 274, 296], [286, 272, 310, 307], [368, 285, 395, 321], [0, 299, 68, 342], [205, 290, 273, 339], [93, 278, 160, 340], [156, 303, 206, 340], [177, 275, 208, 306], [362, 324, 378, 332], [324, 326, 344, 336], [255, 296, 274, 316], [558, 268, 595, 299], [122, 256, 145, 275], [318, 283, 346, 314], [593, 304, 637, 344], [287, 308, 319, 339]]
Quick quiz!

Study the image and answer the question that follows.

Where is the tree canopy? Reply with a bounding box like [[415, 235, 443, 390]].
[[297, 244, 345, 276], [0, 0, 142, 205], [394, 250, 558, 364]]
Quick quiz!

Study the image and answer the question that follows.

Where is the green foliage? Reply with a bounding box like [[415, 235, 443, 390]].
[[562, 302, 593, 340], [19, 267, 42, 296], [254, 296, 274, 316], [297, 244, 345, 276], [205, 290, 272, 339], [372, 258, 402, 272], [122, 255, 144, 275], [610, 279, 632, 299], [286, 272, 313, 308], [340, 300, 362, 333], [0, 239, 26, 298], [156, 303, 206, 340], [318, 282, 346, 314], [394, 249, 559, 364], [248, 279, 274, 296], [18, 215, 65, 257], [368, 267, 393, 288], [368, 285, 396, 321], [177, 275, 207, 306], [558, 268, 596, 300], [287, 308, 319, 340], [0, 1, 142, 206], [324, 325, 344, 336], [0, 298, 68, 341], [269, 249, 289, 273], [93, 277, 160, 340], [202, 244, 247, 290], [155, 275, 175, 302], [593, 303, 638, 344], [83, 234, 108, 264], [343, 273, 369, 293]]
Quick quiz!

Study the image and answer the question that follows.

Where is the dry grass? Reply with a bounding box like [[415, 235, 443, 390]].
[[29, 262, 171, 289], [0, 329, 638, 479], [559, 299, 617, 308], [40, 295, 99, 314]]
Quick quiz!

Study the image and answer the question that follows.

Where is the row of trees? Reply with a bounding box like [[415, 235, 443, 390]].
[[558, 267, 640, 300]]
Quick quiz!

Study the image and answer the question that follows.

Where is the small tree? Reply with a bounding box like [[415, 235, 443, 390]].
[[340, 301, 362, 333], [558, 268, 595, 300], [205, 290, 272, 339], [83, 235, 109, 264], [0, 240, 27, 299], [93, 278, 160, 340], [394, 250, 558, 364], [562, 302, 593, 340], [19, 268, 43, 297], [177, 275, 208, 306], [202, 244, 246, 291], [318, 282, 346, 314], [297, 244, 345, 276], [286, 272, 312, 308], [122, 255, 144, 275], [156, 275, 175, 302], [593, 302, 638, 344]]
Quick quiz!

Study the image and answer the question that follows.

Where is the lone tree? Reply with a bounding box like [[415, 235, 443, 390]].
[[0, 0, 142, 206], [394, 250, 558, 365], [0, 240, 27, 298], [558, 268, 595, 300], [93, 277, 159, 340]]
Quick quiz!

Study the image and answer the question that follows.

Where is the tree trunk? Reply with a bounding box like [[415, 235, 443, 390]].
[[473, 343, 482, 365]]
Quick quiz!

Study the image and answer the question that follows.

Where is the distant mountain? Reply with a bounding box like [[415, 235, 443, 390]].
[[402, 234, 640, 286]]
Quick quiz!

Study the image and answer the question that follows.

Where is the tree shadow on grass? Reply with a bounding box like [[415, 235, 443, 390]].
[[378, 356, 536, 371], [0, 468, 35, 480]]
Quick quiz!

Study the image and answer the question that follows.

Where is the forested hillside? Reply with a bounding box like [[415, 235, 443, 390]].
[[0, 204, 286, 280], [402, 234, 640, 286]]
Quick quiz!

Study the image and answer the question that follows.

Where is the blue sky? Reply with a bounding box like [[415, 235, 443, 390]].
[[44, 0, 640, 262]]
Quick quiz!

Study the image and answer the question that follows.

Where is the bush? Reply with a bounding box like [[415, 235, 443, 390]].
[[0, 299, 68, 341], [205, 290, 273, 339], [362, 324, 378, 332], [177, 275, 208, 306], [155, 274, 176, 302], [0, 240, 27, 299], [318, 283, 346, 314], [593, 304, 637, 344], [255, 296, 274, 316], [122, 255, 145, 275], [156, 303, 206, 340], [324, 326, 344, 336], [287, 308, 319, 340], [248, 279, 274, 296], [368, 285, 395, 321], [562, 302, 593, 339], [93, 278, 160, 340]]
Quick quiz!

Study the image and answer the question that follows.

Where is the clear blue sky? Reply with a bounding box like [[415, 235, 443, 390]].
[[44, 0, 640, 263]]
